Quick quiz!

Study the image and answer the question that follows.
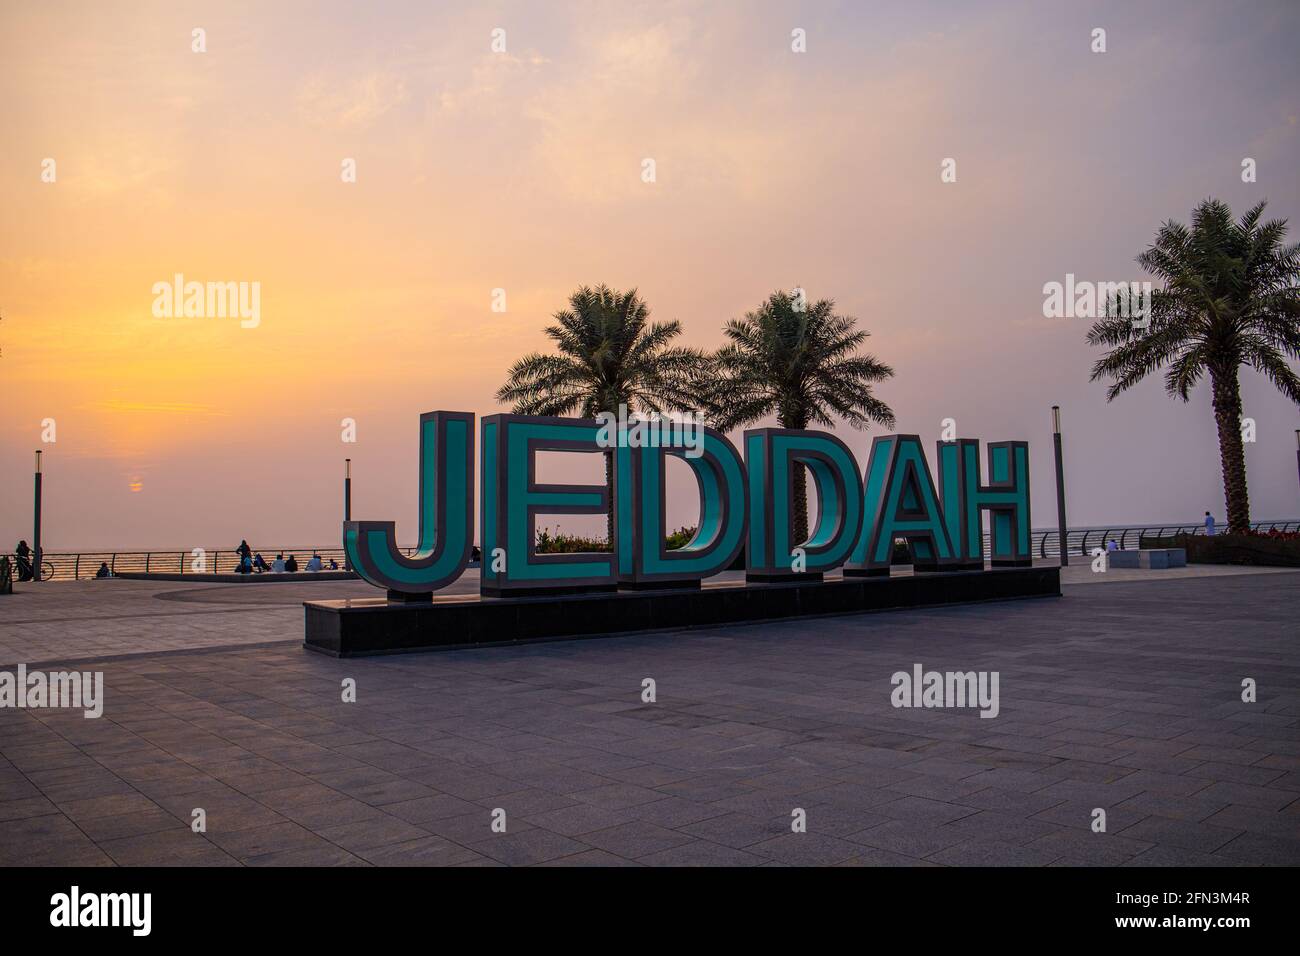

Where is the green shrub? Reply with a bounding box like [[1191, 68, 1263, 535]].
[[1169, 533, 1300, 567]]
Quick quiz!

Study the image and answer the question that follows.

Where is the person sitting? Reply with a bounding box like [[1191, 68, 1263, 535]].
[[328, 558, 339, 570], [285, 554, 299, 572], [306, 553, 322, 572], [238, 554, 253, 574], [1105, 539, 1118, 552], [271, 553, 286, 573], [253, 552, 270, 573], [95, 562, 112, 579]]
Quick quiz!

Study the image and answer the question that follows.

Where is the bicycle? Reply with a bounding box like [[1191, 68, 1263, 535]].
[[10, 555, 54, 582]]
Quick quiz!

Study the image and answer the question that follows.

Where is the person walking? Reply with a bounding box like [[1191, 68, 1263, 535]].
[[1204, 511, 1216, 536]]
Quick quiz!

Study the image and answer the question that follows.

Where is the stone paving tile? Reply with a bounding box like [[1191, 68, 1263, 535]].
[[355, 835, 485, 866], [926, 841, 1062, 867], [1023, 828, 1153, 865], [421, 810, 535, 844], [936, 809, 1062, 846], [845, 819, 966, 857], [1, 570, 1297, 867], [679, 811, 787, 849], [1193, 782, 1297, 811], [638, 841, 768, 865], [532, 849, 641, 866], [383, 793, 487, 824], [1114, 791, 1230, 823], [569, 782, 668, 810], [467, 829, 593, 865], [523, 803, 633, 836], [1200, 803, 1300, 836], [1122, 845, 1255, 867], [97, 831, 240, 866], [745, 832, 864, 866], [1213, 832, 1300, 865], [872, 796, 981, 827], [954, 786, 1066, 817], [315, 816, 432, 852], [1117, 815, 1243, 852], [583, 821, 693, 858], [76, 808, 188, 842], [244, 845, 370, 866]]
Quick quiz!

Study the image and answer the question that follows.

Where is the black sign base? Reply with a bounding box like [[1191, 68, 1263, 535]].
[[303, 566, 1060, 657]]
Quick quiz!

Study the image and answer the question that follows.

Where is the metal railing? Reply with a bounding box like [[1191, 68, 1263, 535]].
[[1032, 520, 1299, 559], [1, 547, 413, 582], [6, 521, 1297, 581]]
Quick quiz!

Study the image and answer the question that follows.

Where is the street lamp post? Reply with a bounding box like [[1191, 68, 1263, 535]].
[[33, 450, 43, 583], [1295, 430, 1299, 500], [344, 458, 352, 570], [1052, 407, 1068, 567]]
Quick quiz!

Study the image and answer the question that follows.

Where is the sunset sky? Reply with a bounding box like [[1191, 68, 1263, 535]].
[[3, 0, 1298, 550]]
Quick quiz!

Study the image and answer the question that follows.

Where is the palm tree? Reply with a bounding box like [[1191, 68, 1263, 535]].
[[496, 285, 707, 545], [1087, 199, 1300, 534], [708, 290, 896, 543]]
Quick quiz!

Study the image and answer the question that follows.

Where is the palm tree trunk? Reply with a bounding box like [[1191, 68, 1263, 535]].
[[604, 450, 615, 550], [1210, 366, 1251, 535], [791, 462, 809, 546]]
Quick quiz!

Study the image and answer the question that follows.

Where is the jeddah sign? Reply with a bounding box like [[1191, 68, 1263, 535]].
[[342, 411, 1032, 600]]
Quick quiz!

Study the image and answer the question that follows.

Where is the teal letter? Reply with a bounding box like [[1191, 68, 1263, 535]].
[[744, 429, 863, 580], [481, 415, 615, 596], [937, 439, 1032, 567], [344, 411, 474, 597], [847, 435, 954, 576], [614, 425, 746, 587]]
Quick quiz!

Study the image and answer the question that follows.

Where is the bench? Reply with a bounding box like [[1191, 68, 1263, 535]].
[[1107, 548, 1186, 569]]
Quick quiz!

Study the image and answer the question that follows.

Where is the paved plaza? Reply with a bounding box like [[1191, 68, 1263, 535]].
[[0, 566, 1297, 866]]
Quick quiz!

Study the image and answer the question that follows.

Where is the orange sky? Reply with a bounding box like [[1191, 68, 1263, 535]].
[[3, 0, 1298, 549]]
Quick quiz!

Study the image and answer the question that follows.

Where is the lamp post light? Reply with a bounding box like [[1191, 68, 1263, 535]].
[[33, 450, 43, 583], [1052, 407, 1068, 567], [344, 458, 352, 570]]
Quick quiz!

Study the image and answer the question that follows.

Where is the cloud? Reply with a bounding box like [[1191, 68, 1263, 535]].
[[296, 69, 409, 128]]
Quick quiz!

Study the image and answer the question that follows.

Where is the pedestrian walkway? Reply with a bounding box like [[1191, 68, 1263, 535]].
[[0, 570, 1296, 866]]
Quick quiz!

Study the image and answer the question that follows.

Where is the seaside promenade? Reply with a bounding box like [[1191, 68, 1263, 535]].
[[1, 564, 1297, 867]]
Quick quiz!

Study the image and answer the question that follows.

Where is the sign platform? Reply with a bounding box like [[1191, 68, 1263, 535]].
[[303, 565, 1060, 657]]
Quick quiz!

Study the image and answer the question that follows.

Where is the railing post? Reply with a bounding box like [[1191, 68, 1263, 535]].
[[1051, 406, 1068, 567], [74, 554, 80, 579], [33, 451, 43, 584], [145, 552, 151, 573], [344, 458, 352, 571]]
